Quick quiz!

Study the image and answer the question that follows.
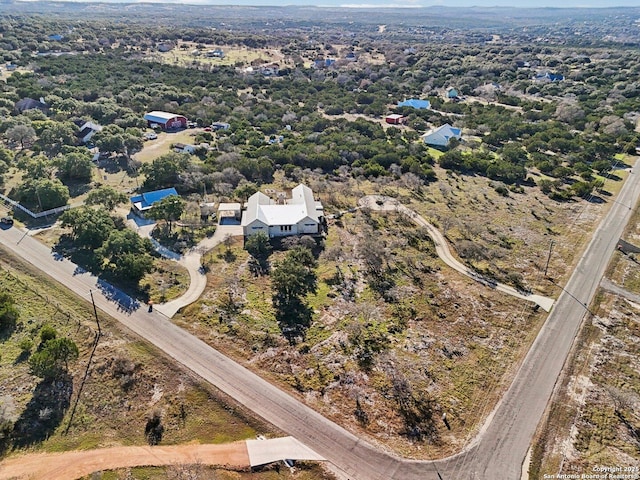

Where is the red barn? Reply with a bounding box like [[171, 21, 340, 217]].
[[143, 111, 187, 130], [385, 114, 405, 125]]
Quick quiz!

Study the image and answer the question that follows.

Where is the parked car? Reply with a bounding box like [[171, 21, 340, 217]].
[[145, 132, 158, 140], [1, 216, 14, 226]]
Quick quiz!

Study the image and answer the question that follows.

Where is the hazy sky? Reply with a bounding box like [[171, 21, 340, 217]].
[[146, 0, 640, 6], [54, 0, 640, 6]]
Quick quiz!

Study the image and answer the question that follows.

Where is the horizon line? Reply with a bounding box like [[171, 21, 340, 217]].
[[10, 0, 638, 8]]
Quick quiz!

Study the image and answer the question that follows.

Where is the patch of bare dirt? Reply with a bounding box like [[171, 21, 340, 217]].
[[0, 442, 250, 480]]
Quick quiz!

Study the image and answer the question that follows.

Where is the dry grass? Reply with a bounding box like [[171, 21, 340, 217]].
[[86, 462, 335, 480], [149, 41, 288, 69], [132, 130, 199, 165]]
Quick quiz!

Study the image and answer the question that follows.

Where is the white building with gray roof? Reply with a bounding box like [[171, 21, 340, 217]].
[[241, 184, 324, 238]]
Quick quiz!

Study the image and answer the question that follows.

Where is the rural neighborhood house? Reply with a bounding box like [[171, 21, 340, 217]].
[[241, 184, 324, 238], [130, 187, 179, 217], [421, 123, 462, 147]]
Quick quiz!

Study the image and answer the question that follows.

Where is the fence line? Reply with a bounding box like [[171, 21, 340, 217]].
[[0, 193, 70, 218]]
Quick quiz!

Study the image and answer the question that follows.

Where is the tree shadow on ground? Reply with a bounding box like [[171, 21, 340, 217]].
[[11, 374, 73, 449]]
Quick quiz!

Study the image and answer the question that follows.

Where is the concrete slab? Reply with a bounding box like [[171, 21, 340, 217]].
[[246, 436, 325, 467]]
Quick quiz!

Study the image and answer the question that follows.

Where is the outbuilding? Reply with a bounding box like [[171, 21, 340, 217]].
[[143, 111, 187, 131], [385, 114, 406, 125]]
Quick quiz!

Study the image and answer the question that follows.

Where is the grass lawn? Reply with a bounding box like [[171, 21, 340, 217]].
[[150, 41, 287, 69], [133, 129, 200, 165]]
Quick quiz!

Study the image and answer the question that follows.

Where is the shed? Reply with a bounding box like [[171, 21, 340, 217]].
[[15, 97, 47, 113], [143, 111, 187, 130], [385, 114, 406, 125], [173, 143, 196, 154]]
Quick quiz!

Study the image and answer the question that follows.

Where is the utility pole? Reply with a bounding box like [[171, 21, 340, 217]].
[[89, 290, 101, 337], [544, 240, 554, 277]]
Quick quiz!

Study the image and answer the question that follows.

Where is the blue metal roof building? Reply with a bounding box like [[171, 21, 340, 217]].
[[130, 188, 179, 216], [397, 99, 431, 110]]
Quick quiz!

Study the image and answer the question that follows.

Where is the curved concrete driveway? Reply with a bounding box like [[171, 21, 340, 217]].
[[129, 221, 243, 318], [359, 195, 555, 311]]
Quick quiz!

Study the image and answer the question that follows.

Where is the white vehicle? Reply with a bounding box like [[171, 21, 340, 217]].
[[145, 132, 158, 140]]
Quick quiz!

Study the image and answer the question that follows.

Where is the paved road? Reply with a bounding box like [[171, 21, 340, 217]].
[[1, 159, 639, 480], [360, 195, 555, 311], [460, 158, 640, 479], [153, 224, 243, 318], [600, 277, 640, 305]]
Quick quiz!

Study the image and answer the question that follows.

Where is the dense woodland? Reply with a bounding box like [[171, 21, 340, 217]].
[[0, 3, 639, 472]]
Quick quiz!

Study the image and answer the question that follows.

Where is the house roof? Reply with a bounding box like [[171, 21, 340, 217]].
[[421, 124, 462, 146], [386, 114, 404, 120], [78, 121, 102, 139], [397, 99, 431, 109], [130, 187, 179, 212], [218, 202, 241, 212], [536, 71, 564, 82], [241, 184, 322, 228], [15, 98, 47, 113], [143, 111, 186, 124]]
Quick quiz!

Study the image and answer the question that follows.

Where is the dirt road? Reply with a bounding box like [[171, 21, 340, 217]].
[[0, 442, 249, 480]]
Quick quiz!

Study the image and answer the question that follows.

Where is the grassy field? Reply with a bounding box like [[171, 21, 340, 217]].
[[132, 129, 199, 165], [0, 248, 290, 470], [149, 41, 287, 69], [528, 199, 640, 478]]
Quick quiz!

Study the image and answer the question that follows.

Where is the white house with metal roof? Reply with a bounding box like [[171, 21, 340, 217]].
[[241, 184, 324, 238], [421, 123, 462, 147]]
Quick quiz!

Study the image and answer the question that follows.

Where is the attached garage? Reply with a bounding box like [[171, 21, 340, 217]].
[[143, 111, 187, 130]]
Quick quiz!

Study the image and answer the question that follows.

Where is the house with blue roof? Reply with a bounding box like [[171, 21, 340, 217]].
[[446, 87, 460, 99], [397, 99, 431, 110], [130, 188, 179, 217]]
